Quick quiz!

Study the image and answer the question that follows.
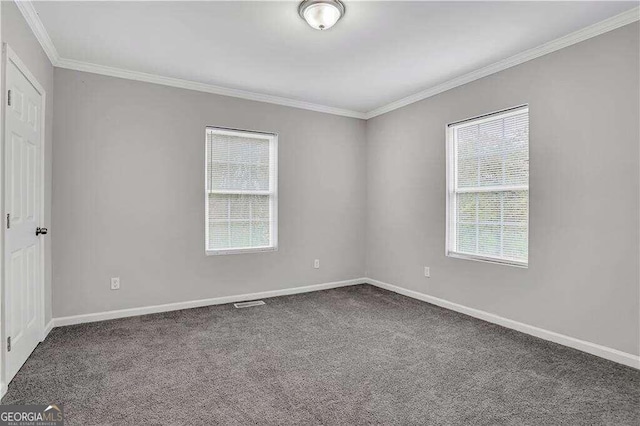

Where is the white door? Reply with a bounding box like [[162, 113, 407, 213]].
[[4, 55, 44, 383]]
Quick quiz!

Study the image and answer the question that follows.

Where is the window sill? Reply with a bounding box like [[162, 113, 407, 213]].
[[206, 246, 278, 256], [447, 251, 528, 268]]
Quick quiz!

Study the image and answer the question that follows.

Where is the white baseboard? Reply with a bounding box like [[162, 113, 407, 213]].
[[41, 319, 54, 341], [367, 278, 640, 369], [45, 276, 640, 369], [53, 278, 366, 328]]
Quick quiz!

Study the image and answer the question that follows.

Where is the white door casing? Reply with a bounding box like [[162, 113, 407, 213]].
[[3, 46, 46, 385]]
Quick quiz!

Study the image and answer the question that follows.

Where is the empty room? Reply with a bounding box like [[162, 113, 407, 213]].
[[0, 0, 638, 424]]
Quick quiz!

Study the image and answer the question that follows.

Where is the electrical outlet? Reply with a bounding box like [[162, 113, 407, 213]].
[[111, 277, 120, 290], [314, 259, 320, 269], [424, 267, 430, 278]]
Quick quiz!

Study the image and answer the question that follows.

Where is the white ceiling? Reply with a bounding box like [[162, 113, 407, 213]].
[[31, 1, 638, 115]]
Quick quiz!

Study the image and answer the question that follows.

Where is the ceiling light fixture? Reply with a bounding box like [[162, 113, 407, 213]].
[[299, 0, 346, 31]]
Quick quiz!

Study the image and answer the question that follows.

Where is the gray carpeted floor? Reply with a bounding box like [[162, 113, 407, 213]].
[[2, 284, 639, 425]]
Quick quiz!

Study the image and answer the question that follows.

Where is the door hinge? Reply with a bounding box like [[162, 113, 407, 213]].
[[7, 90, 11, 106], [7, 337, 10, 352], [6, 213, 9, 229]]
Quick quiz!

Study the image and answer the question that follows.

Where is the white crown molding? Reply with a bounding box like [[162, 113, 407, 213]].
[[13, 0, 366, 119], [14, 1, 640, 120], [364, 6, 640, 119], [55, 57, 367, 119], [14, 0, 60, 65]]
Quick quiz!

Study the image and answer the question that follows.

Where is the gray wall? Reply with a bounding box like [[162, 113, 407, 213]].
[[366, 23, 640, 355], [52, 68, 366, 318], [51, 20, 638, 357], [2, 1, 54, 324]]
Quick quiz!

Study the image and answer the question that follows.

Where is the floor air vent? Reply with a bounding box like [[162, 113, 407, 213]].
[[234, 300, 266, 309]]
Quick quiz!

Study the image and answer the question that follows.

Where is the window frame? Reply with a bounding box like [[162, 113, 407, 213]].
[[205, 126, 278, 256], [445, 105, 529, 268]]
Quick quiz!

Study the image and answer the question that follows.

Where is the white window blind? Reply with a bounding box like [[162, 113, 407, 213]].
[[446, 106, 529, 267], [205, 127, 277, 255]]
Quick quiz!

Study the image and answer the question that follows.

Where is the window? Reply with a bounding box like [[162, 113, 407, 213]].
[[205, 127, 278, 255], [446, 106, 529, 267]]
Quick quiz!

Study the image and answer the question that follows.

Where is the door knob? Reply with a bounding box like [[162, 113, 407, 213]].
[[36, 227, 48, 236]]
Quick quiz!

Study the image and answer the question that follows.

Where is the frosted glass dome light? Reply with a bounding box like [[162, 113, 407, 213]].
[[299, 0, 346, 31]]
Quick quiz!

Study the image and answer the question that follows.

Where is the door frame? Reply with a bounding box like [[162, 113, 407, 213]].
[[0, 43, 47, 396]]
